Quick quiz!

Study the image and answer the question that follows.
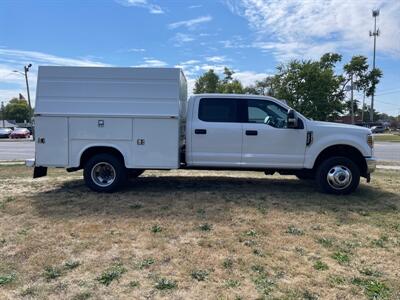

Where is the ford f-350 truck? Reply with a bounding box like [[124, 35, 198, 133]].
[[27, 66, 376, 194]]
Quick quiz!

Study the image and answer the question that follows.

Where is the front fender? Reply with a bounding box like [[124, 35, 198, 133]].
[[304, 133, 370, 169]]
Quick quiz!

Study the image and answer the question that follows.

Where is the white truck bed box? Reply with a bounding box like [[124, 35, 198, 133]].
[[34, 66, 187, 169]]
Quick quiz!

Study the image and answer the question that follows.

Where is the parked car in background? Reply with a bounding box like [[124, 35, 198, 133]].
[[10, 128, 31, 139], [0, 128, 12, 138], [371, 126, 386, 134]]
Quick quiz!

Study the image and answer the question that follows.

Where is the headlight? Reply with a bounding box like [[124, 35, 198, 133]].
[[367, 133, 374, 148]]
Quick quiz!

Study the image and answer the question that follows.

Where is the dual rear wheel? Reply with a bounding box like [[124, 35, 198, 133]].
[[83, 154, 144, 192]]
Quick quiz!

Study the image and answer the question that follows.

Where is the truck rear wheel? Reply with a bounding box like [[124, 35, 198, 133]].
[[83, 153, 126, 192], [316, 156, 360, 194]]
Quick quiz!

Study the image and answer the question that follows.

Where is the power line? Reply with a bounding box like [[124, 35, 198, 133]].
[[376, 89, 400, 96]]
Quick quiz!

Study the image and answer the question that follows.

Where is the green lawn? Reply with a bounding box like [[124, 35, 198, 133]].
[[0, 165, 399, 299], [374, 134, 400, 143]]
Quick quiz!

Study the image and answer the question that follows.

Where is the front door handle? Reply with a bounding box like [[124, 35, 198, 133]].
[[195, 129, 207, 134], [245, 130, 258, 136]]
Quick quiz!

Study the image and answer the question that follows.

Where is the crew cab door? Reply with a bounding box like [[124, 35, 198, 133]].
[[241, 99, 306, 168], [188, 98, 242, 167]]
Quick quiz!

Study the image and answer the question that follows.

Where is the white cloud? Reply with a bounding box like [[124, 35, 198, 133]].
[[229, 0, 400, 60], [168, 15, 212, 30], [0, 49, 110, 67], [180, 60, 201, 65], [188, 5, 203, 9], [206, 56, 226, 63], [172, 33, 195, 46], [115, 0, 164, 14], [0, 48, 110, 105], [126, 48, 146, 52], [0, 89, 24, 102], [134, 58, 167, 67], [200, 64, 226, 73], [232, 71, 270, 87]]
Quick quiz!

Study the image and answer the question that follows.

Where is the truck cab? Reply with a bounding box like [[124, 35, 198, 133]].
[[184, 94, 375, 194]]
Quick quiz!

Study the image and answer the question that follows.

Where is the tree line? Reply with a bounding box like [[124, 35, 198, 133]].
[[194, 53, 387, 122], [1, 97, 32, 123]]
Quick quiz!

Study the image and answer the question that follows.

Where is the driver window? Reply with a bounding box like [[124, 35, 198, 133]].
[[247, 99, 288, 128]]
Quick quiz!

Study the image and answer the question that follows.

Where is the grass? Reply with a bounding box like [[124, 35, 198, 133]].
[[154, 278, 177, 290], [0, 165, 399, 299], [64, 260, 81, 270], [313, 260, 329, 271], [137, 258, 155, 269], [0, 273, 16, 286], [352, 278, 391, 299], [331, 251, 350, 265], [373, 134, 400, 143], [191, 269, 209, 281], [96, 264, 127, 286], [43, 266, 62, 281]]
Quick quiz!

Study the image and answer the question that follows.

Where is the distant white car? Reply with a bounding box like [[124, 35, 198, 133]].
[[27, 66, 376, 195], [0, 128, 12, 138], [371, 126, 386, 134]]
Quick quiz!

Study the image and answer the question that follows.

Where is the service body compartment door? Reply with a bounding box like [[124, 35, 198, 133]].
[[133, 118, 180, 169], [35, 116, 68, 166]]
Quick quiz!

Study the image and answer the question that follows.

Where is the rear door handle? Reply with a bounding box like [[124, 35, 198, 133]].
[[195, 129, 207, 134], [245, 130, 258, 136]]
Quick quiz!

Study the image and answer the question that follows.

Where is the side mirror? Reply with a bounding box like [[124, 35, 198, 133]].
[[287, 109, 298, 128]]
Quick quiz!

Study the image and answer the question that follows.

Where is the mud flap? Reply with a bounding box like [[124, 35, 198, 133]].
[[33, 167, 47, 178]]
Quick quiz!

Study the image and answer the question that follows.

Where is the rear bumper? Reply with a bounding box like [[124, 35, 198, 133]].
[[365, 157, 377, 174]]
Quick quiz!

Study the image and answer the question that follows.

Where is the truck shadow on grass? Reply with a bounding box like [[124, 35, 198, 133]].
[[29, 174, 399, 220]]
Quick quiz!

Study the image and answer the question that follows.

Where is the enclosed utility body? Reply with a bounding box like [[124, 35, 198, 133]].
[[34, 66, 187, 170]]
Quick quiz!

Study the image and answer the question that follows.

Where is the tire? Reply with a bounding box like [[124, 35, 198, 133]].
[[316, 156, 360, 195], [127, 169, 145, 178], [83, 153, 127, 192]]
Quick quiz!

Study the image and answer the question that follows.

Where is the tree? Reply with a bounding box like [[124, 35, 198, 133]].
[[4, 98, 31, 123], [194, 69, 220, 93], [193, 67, 244, 94], [270, 54, 345, 120], [244, 77, 274, 96], [217, 67, 244, 94]]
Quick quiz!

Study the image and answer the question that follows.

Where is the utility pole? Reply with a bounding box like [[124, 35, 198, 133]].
[[1, 101, 4, 127], [13, 64, 33, 115], [13, 64, 34, 138], [351, 75, 354, 124], [369, 9, 380, 122], [23, 64, 33, 118], [361, 91, 366, 123]]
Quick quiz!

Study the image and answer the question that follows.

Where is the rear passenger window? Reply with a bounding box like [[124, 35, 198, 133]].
[[198, 98, 239, 122]]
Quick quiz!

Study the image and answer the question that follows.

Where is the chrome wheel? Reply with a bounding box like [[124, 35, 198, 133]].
[[326, 165, 352, 190], [91, 162, 116, 187]]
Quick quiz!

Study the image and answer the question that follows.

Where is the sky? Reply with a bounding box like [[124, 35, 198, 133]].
[[0, 0, 399, 116]]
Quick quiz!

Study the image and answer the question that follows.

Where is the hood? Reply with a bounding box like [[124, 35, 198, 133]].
[[309, 121, 371, 133]]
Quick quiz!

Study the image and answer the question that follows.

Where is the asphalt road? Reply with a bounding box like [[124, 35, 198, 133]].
[[0, 140, 399, 162]]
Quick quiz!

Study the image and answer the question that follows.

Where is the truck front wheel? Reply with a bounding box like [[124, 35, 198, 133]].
[[83, 153, 127, 192], [316, 156, 360, 195]]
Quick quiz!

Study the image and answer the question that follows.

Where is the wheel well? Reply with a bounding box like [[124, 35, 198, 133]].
[[313, 145, 367, 176], [80, 146, 125, 168]]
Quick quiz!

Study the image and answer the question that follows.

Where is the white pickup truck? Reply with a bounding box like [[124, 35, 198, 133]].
[[27, 66, 376, 194]]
